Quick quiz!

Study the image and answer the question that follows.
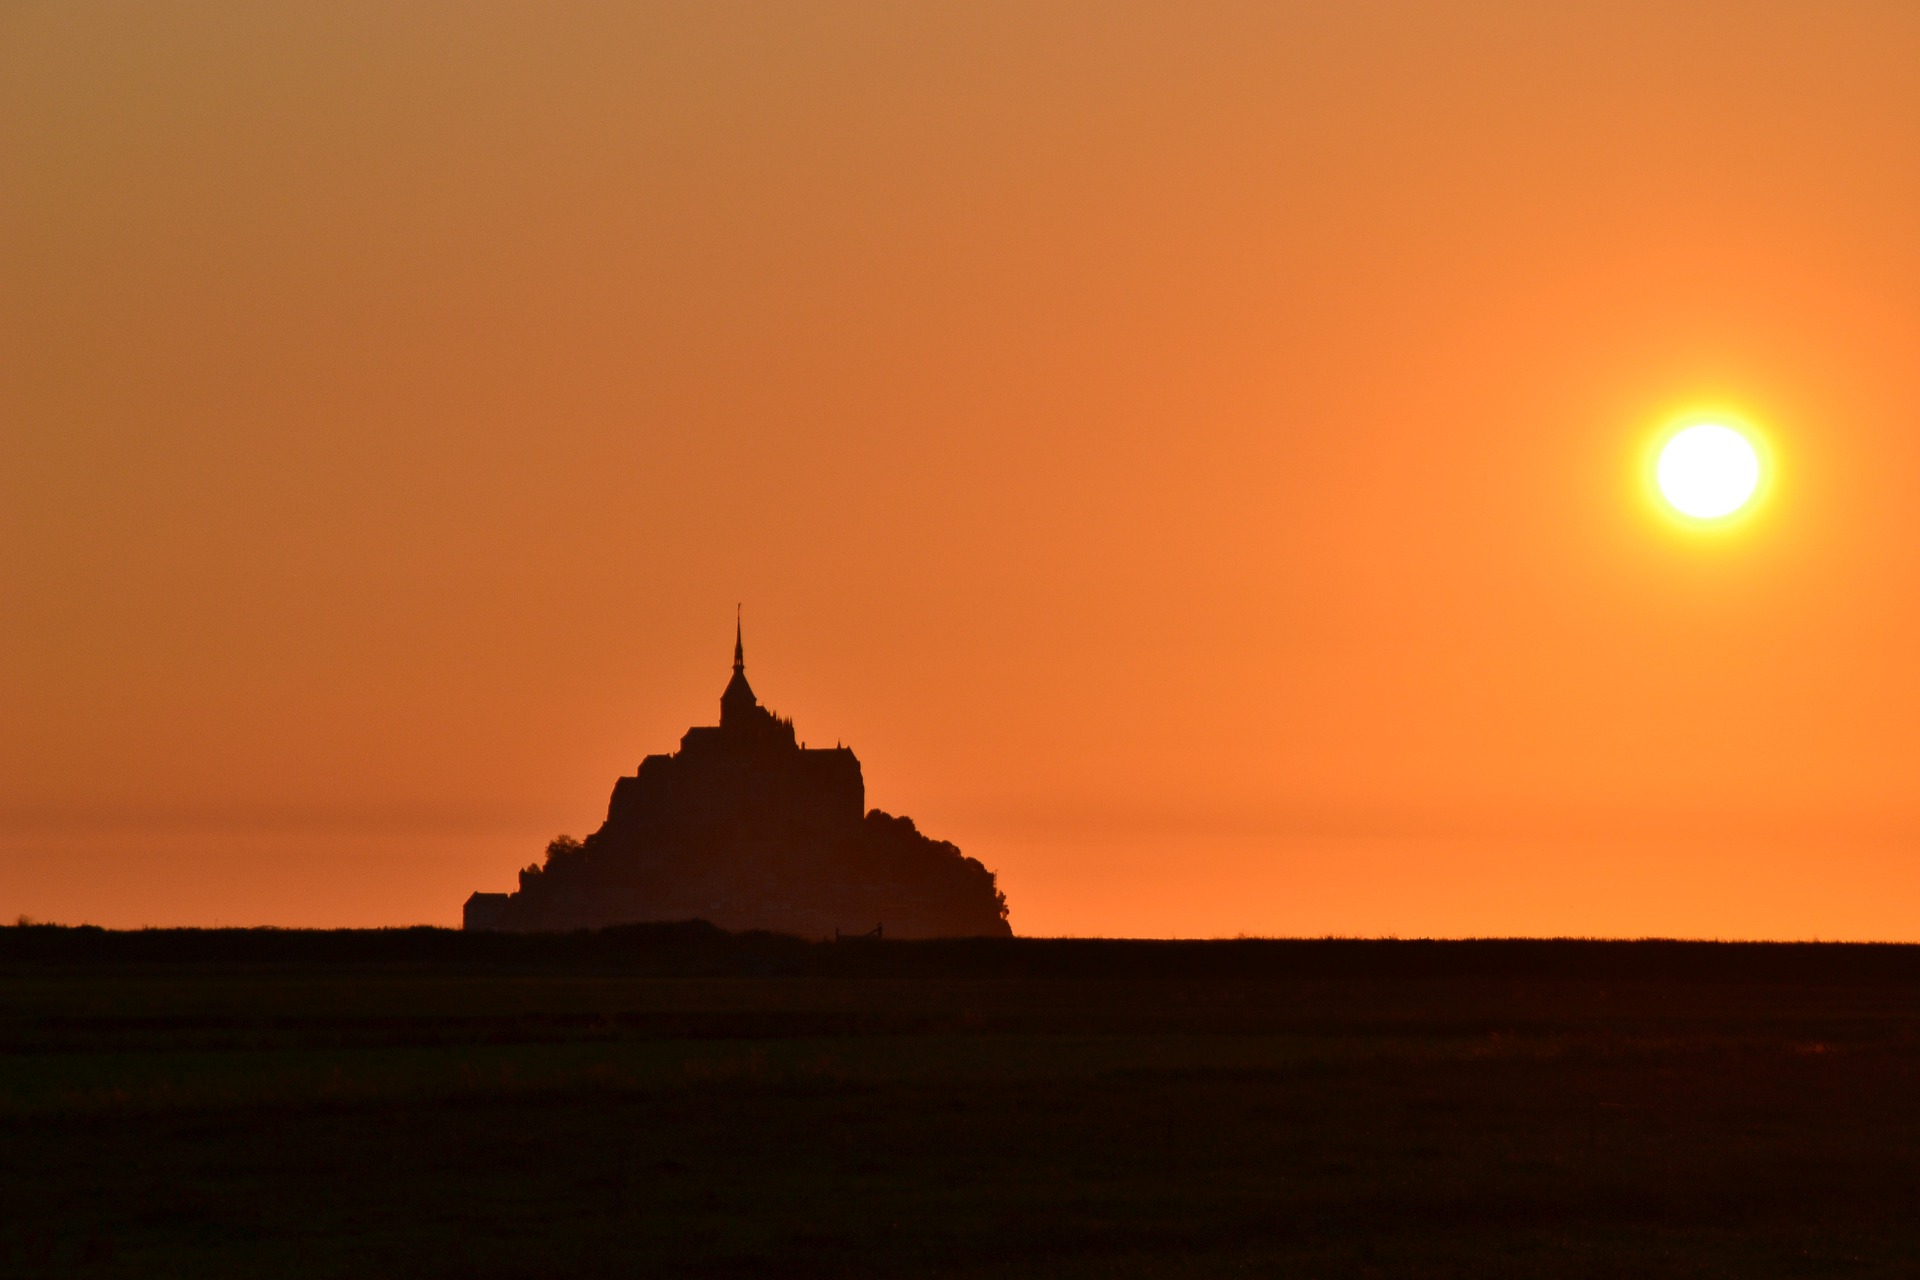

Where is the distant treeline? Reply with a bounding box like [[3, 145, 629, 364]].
[[6, 921, 1920, 983]]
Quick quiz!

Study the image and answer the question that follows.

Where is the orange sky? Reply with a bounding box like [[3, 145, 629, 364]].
[[6, 1, 1920, 937]]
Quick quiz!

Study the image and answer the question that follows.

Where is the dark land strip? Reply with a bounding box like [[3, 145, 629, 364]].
[[4, 925, 1920, 1277]]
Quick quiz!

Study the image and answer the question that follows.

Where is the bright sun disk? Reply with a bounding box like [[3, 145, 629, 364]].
[[1656, 423, 1760, 519]]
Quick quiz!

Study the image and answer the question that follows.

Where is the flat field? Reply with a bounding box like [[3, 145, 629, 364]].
[[3, 927, 1920, 1278]]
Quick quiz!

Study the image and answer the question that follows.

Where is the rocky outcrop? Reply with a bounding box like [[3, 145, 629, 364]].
[[463, 625, 1011, 938]]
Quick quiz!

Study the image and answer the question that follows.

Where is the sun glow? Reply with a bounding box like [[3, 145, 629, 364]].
[[1654, 422, 1763, 521]]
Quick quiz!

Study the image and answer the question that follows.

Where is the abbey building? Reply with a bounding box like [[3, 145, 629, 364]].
[[463, 623, 1011, 937]]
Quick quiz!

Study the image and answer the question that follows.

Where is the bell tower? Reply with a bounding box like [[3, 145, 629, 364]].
[[719, 606, 759, 728]]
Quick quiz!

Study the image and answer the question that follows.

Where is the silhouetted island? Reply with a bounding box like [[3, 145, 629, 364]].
[[463, 622, 1011, 937]]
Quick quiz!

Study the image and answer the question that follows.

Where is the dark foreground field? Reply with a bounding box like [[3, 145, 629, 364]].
[[5, 927, 1920, 1278]]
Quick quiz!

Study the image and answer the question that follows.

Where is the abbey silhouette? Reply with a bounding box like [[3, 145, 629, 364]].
[[463, 621, 1012, 937]]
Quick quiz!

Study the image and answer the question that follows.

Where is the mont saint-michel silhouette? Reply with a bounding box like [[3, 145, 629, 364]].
[[463, 621, 1012, 937]]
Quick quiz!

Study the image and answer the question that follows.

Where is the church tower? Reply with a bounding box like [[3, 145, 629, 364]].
[[719, 610, 761, 729]]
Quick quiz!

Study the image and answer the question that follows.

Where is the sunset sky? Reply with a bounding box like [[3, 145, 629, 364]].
[[6, 1, 1920, 936]]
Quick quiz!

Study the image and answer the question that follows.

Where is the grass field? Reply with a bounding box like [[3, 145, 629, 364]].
[[4, 926, 1920, 1277]]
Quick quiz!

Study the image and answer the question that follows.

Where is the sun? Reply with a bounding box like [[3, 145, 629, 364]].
[[1654, 422, 1762, 520]]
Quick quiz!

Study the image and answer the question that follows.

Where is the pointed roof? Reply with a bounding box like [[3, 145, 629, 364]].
[[720, 608, 758, 727]]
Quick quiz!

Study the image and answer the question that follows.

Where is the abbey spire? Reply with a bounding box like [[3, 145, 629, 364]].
[[720, 607, 760, 728]]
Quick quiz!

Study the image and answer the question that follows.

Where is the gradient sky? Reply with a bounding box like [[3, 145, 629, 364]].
[[6, 1, 1920, 936]]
